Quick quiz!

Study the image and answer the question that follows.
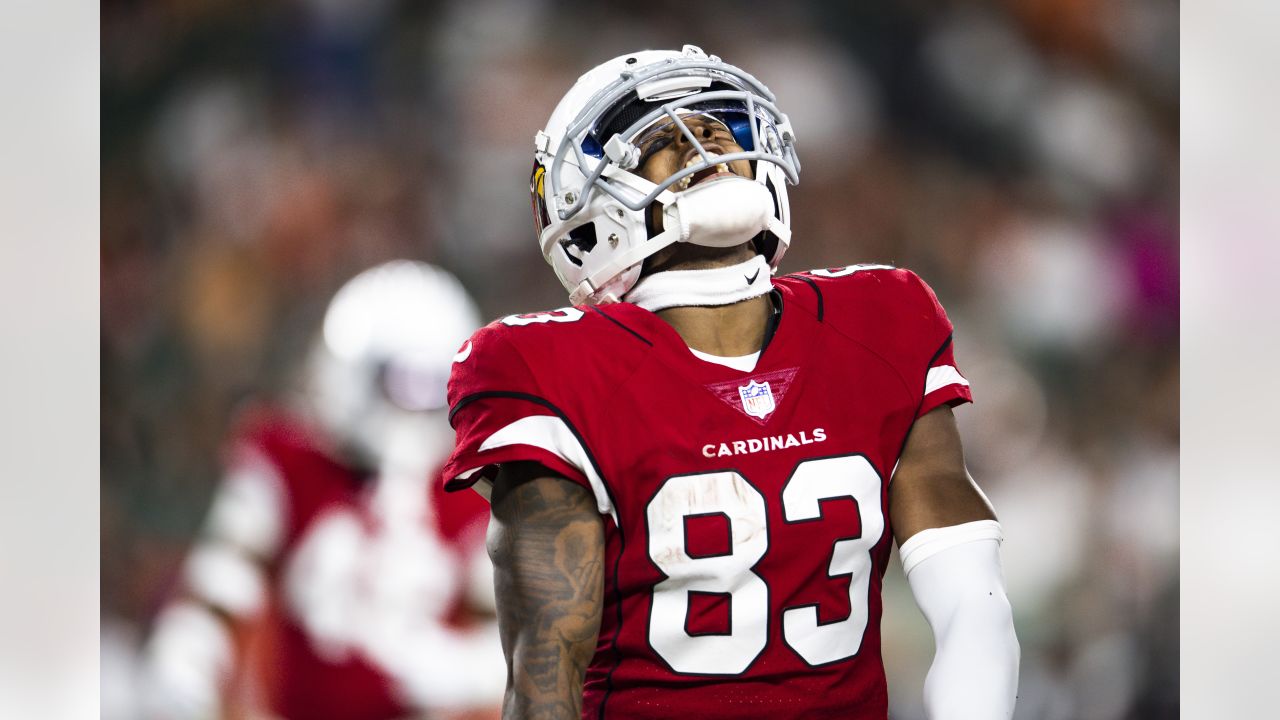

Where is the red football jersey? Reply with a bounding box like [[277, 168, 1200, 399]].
[[444, 266, 972, 719], [225, 409, 492, 720]]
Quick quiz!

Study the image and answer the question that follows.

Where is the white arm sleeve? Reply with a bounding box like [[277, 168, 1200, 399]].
[[902, 520, 1020, 720]]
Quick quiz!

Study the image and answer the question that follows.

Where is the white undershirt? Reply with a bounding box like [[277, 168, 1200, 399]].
[[688, 347, 760, 372]]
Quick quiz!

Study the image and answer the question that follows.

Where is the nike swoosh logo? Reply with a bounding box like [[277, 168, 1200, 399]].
[[745, 269, 761, 285], [453, 341, 472, 363]]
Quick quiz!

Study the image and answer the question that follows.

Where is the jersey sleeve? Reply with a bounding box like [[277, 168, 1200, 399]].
[[907, 271, 973, 418], [442, 324, 613, 516]]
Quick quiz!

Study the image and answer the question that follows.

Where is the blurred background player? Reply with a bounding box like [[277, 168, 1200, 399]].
[[141, 260, 504, 720]]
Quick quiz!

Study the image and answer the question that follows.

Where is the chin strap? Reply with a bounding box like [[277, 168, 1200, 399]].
[[625, 254, 773, 312]]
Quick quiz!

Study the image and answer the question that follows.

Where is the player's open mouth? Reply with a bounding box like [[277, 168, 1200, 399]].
[[676, 157, 735, 191]]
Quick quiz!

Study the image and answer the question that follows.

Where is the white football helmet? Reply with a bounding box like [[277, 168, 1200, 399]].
[[304, 260, 482, 470], [531, 45, 801, 305]]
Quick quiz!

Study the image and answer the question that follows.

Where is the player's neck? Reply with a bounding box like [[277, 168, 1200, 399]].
[[656, 293, 773, 356]]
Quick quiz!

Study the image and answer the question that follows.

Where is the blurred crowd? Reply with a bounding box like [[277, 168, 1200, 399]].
[[101, 1, 1178, 718]]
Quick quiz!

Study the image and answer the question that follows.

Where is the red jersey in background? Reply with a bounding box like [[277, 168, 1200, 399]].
[[225, 409, 493, 720]]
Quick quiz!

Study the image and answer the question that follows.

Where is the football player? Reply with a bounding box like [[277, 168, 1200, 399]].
[[142, 261, 504, 720], [443, 47, 1019, 719]]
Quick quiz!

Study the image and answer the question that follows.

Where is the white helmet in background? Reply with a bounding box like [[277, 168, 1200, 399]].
[[531, 45, 801, 305], [305, 260, 481, 470]]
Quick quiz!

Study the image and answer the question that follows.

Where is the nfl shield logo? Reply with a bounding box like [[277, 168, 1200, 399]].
[[738, 380, 776, 419]]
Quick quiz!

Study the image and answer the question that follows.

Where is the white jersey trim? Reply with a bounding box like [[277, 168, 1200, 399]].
[[477, 415, 616, 522], [924, 364, 970, 397], [688, 347, 760, 372]]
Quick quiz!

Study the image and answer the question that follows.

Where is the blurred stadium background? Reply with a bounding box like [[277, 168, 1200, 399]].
[[100, 1, 1178, 718]]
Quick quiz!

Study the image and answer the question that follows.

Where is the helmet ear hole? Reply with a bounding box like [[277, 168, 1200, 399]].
[[751, 174, 786, 265], [559, 223, 598, 267], [764, 174, 782, 219], [751, 231, 776, 264]]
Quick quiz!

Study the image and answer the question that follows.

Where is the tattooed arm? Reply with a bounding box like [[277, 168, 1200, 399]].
[[487, 461, 605, 720]]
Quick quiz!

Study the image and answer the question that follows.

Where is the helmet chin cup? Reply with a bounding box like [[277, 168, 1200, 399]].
[[668, 177, 774, 249]]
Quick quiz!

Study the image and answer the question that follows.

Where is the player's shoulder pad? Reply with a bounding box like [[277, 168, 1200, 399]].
[[462, 305, 605, 359], [784, 264, 954, 358], [446, 305, 613, 411], [781, 264, 938, 320]]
